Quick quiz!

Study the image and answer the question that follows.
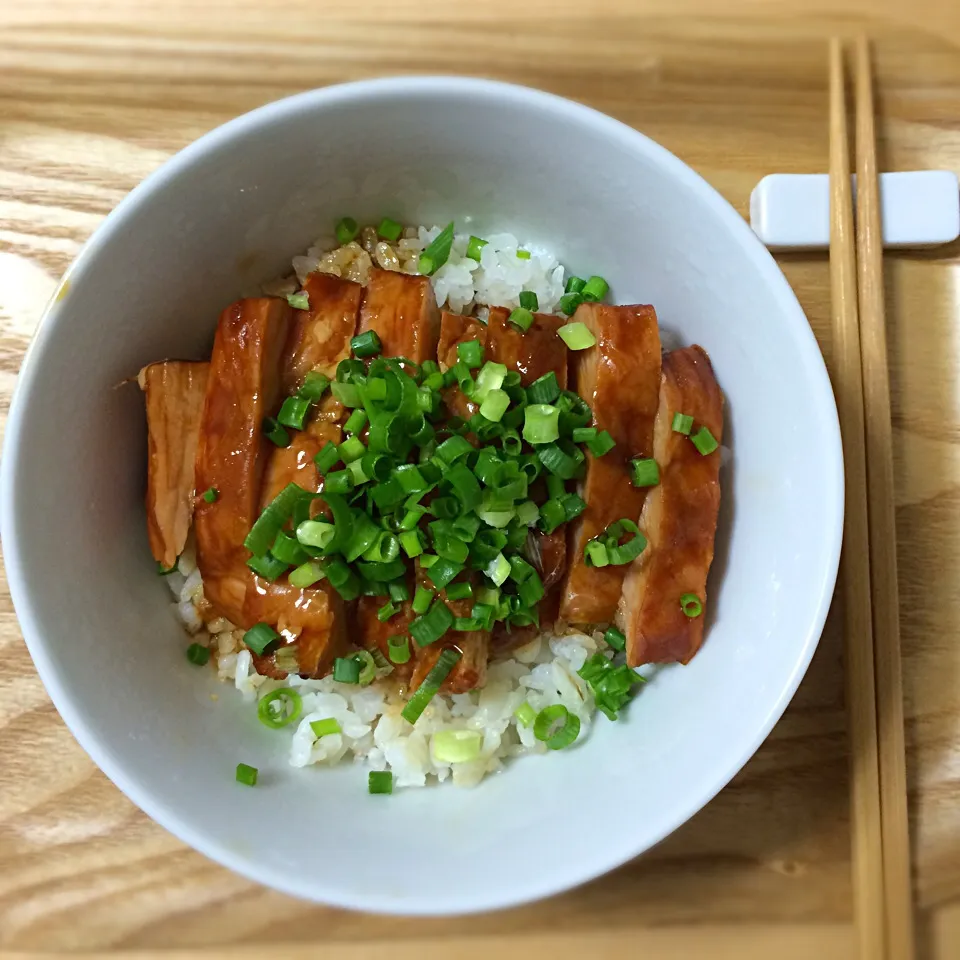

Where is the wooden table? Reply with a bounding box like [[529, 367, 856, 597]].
[[2, 2, 959, 957]]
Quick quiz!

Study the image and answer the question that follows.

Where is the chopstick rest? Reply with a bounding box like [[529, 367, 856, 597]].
[[751, 170, 959, 249]]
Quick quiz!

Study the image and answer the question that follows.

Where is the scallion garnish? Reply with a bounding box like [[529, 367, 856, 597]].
[[507, 307, 534, 332], [565, 276, 586, 294], [257, 688, 303, 729], [401, 647, 462, 724], [457, 338, 484, 369], [355, 649, 377, 685], [557, 321, 597, 350], [243, 623, 279, 655], [368, 770, 394, 794], [286, 292, 309, 310], [578, 653, 644, 720], [514, 701, 536, 726], [418, 222, 455, 275], [333, 656, 362, 684], [378, 217, 403, 241], [311, 717, 342, 738], [314, 441, 341, 474], [680, 593, 703, 618], [351, 329, 382, 358], [559, 292, 583, 316], [236, 763, 258, 786], [519, 290, 539, 311], [412, 585, 433, 615], [262, 416, 290, 448], [581, 275, 609, 302], [387, 635, 411, 664], [202, 487, 219, 503], [586, 430, 615, 457], [522, 404, 560, 445], [465, 236, 487, 261], [344, 408, 368, 435], [603, 625, 627, 652], [533, 704, 581, 750], [671, 412, 694, 435], [516, 249, 531, 260], [410, 598, 455, 647], [186, 643, 209, 666], [691, 426, 719, 455], [526, 371, 560, 405], [630, 457, 659, 487], [432, 729, 483, 763], [335, 217, 359, 244]]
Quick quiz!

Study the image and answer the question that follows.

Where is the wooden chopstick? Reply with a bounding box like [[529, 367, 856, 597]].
[[828, 37, 887, 960], [854, 36, 916, 960]]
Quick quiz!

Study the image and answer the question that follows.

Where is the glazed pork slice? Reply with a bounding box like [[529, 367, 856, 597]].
[[139, 360, 209, 570], [281, 272, 363, 393], [561, 304, 661, 625], [356, 591, 417, 683], [194, 298, 292, 623], [485, 306, 568, 388], [357, 268, 440, 363], [617, 345, 723, 667]]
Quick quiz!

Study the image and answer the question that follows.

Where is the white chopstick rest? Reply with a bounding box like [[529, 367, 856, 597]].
[[750, 170, 960, 250]]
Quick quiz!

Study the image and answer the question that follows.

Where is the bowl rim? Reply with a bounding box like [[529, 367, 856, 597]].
[[0, 75, 844, 915]]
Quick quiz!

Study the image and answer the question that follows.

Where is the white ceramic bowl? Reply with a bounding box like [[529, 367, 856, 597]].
[[1, 77, 843, 915]]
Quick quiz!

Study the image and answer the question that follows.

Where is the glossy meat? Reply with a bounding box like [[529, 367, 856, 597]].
[[410, 590, 489, 696], [486, 306, 569, 388], [356, 594, 417, 683], [140, 360, 209, 569], [281, 272, 363, 392], [616, 346, 723, 666], [194, 298, 292, 622], [244, 578, 348, 679], [437, 311, 488, 419], [357, 268, 440, 363], [562, 304, 661, 624]]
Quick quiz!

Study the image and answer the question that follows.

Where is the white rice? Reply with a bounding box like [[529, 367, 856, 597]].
[[280, 225, 567, 317], [176, 224, 615, 789]]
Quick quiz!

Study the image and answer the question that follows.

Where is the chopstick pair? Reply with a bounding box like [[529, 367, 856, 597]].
[[828, 37, 915, 960]]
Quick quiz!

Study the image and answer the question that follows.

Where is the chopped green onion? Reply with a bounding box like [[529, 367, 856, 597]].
[[377, 600, 399, 622], [400, 530, 423, 558], [410, 598, 455, 647], [324, 468, 354, 494], [202, 487, 219, 503], [314, 441, 341, 474], [432, 729, 483, 763], [412, 585, 433, 615], [473, 361, 508, 403], [565, 276, 586, 294], [522, 404, 560, 445], [630, 457, 660, 487], [278, 395, 311, 430], [262, 416, 290, 447], [672, 412, 694, 435], [486, 552, 511, 586], [587, 430, 615, 457], [331, 381, 362, 407], [186, 643, 209, 666], [584, 540, 609, 567], [257, 688, 303, 729], [333, 656, 362, 684], [533, 704, 581, 750], [389, 581, 410, 603], [519, 290, 539, 311], [335, 217, 359, 244], [355, 649, 377, 685], [538, 498, 566, 535], [457, 339, 484, 369], [516, 249, 532, 260], [536, 440, 584, 479], [559, 292, 583, 316], [507, 307, 534, 332], [516, 499, 540, 526], [445, 581, 473, 601], [156, 559, 178, 575], [578, 652, 643, 720], [557, 321, 596, 350], [378, 217, 403, 241], [235, 762, 258, 786], [526, 371, 560, 405], [311, 717, 342, 738], [286, 292, 309, 310], [453, 616, 482, 632], [296, 519, 336, 551], [465, 236, 487, 260], [581, 275, 609, 302], [271, 530, 309, 565], [560, 493, 586, 522], [479, 388, 510, 423], [514, 701, 536, 727], [289, 560, 326, 588], [401, 648, 461, 724], [344, 408, 368, 435], [680, 593, 703, 618], [298, 371, 330, 401], [691, 426, 719, 456], [368, 770, 394, 794], [426, 556, 464, 590], [243, 623, 279, 655], [351, 329, 382, 358], [244, 482, 310, 556], [603, 625, 627, 651], [338, 435, 366, 464], [247, 552, 288, 580], [418, 222, 455, 275], [387, 635, 411, 664]]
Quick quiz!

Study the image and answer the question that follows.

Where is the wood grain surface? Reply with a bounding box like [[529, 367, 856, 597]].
[[2, 2, 960, 957]]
